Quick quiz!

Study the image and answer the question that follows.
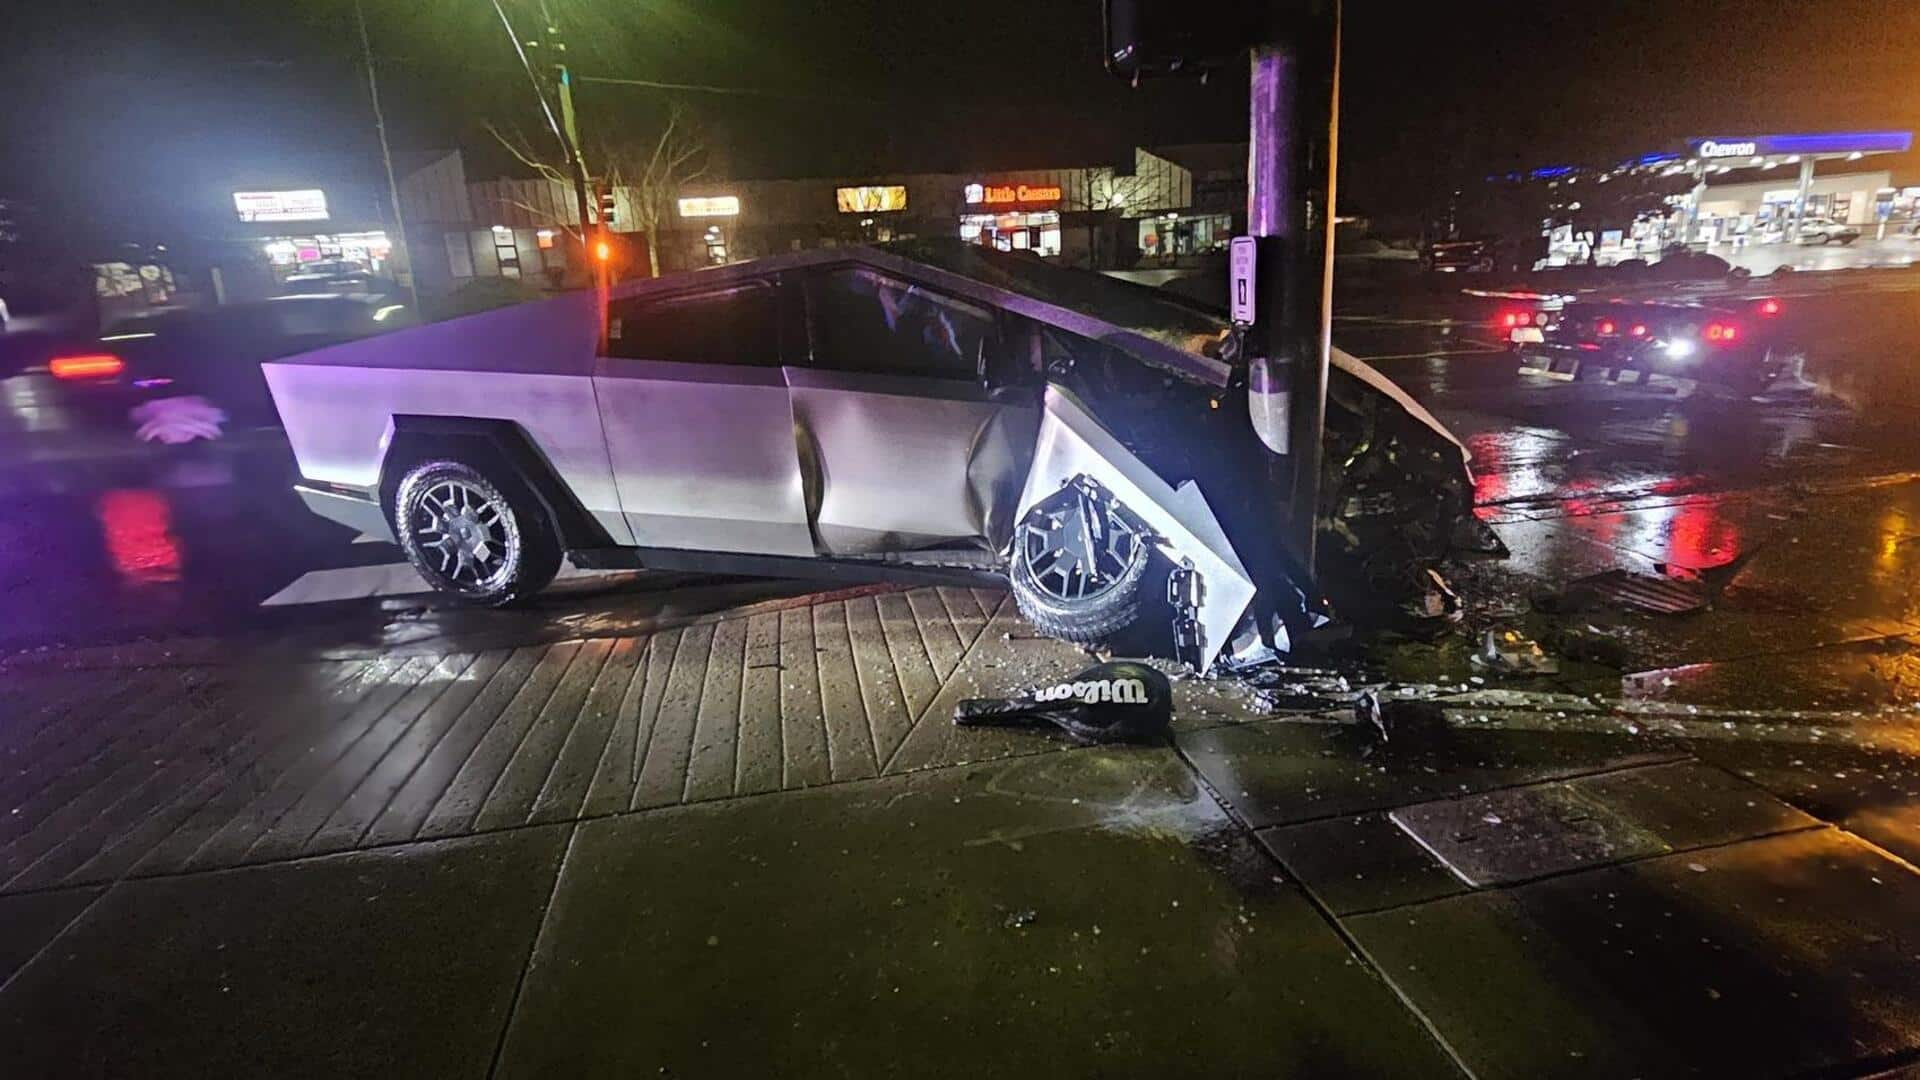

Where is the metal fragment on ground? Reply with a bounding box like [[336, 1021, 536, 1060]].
[[1471, 627, 1561, 675], [1569, 568, 1711, 615]]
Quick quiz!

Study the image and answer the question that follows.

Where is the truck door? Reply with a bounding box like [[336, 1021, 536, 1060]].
[[593, 279, 814, 557], [787, 266, 1037, 556]]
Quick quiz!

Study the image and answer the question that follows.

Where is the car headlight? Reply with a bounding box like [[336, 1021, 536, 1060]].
[[1665, 339, 1697, 360]]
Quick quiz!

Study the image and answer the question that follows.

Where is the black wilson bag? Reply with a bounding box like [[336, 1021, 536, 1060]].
[[952, 660, 1172, 744]]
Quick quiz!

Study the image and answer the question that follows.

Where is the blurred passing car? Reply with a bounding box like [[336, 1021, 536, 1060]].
[[1505, 294, 1797, 397], [44, 293, 413, 435], [1797, 220, 1861, 245], [261, 242, 1498, 669]]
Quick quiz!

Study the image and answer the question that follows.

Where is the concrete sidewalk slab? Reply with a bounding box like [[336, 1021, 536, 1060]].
[[495, 748, 1463, 1079], [1345, 828, 1920, 1080], [0, 826, 569, 1079], [1177, 717, 1686, 829], [0, 587, 1079, 889], [1258, 813, 1469, 915], [1385, 760, 1818, 887], [0, 887, 99, 984]]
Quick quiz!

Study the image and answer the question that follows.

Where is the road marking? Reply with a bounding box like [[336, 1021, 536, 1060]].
[[261, 562, 618, 607], [1333, 315, 1471, 327], [261, 564, 429, 606], [1348, 347, 1507, 362]]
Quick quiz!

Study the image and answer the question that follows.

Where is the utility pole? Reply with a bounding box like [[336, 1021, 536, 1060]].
[[533, 0, 601, 275], [489, 0, 596, 268], [1243, 0, 1341, 572], [354, 0, 419, 311]]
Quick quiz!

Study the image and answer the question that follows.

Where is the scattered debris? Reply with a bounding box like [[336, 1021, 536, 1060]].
[[1356, 690, 1450, 743], [1003, 909, 1037, 929], [1402, 567, 1463, 621], [1548, 625, 1633, 668], [1472, 628, 1561, 676]]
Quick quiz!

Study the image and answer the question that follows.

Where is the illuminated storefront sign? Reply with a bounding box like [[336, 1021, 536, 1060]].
[[836, 186, 907, 213], [1697, 140, 1756, 159], [677, 195, 741, 218], [1691, 132, 1912, 160], [233, 189, 329, 223], [966, 182, 1063, 206]]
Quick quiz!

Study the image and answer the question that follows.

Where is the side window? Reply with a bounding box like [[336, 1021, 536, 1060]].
[[607, 282, 780, 366], [805, 268, 996, 380]]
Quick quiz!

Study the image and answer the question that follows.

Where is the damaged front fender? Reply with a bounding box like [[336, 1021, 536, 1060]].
[[1014, 386, 1259, 672]]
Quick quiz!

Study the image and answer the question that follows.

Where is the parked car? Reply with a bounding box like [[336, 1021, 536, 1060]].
[[1797, 220, 1861, 245], [44, 293, 414, 435], [1505, 294, 1798, 397], [1423, 239, 1497, 273], [263, 242, 1495, 670], [280, 259, 389, 293]]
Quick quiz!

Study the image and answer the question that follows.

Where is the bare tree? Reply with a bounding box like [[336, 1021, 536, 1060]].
[[1068, 166, 1155, 268], [488, 100, 710, 278], [486, 122, 589, 240], [597, 101, 711, 277]]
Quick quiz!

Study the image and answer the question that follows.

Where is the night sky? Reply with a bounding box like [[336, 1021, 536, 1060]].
[[4, 0, 1916, 242]]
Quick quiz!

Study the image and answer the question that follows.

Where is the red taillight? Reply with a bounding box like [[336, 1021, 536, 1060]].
[[1705, 322, 1740, 344], [1630, 323, 1648, 337], [1597, 319, 1617, 336], [1757, 297, 1782, 317], [1500, 312, 1521, 329], [49, 354, 125, 380]]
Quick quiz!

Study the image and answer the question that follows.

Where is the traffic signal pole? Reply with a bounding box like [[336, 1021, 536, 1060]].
[[1243, 0, 1340, 573]]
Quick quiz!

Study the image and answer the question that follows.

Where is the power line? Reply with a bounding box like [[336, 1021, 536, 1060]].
[[573, 72, 890, 108]]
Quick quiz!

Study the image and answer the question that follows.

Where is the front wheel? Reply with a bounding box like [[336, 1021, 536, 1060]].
[[392, 458, 561, 606], [1008, 478, 1151, 644]]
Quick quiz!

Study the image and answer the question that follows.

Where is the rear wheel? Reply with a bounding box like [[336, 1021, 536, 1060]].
[[1009, 479, 1150, 644], [392, 458, 561, 606]]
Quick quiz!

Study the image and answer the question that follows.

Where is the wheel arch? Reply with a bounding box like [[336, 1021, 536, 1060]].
[[379, 416, 613, 550]]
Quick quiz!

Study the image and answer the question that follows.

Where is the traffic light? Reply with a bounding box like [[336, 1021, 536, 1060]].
[[598, 189, 618, 228], [1103, 0, 1264, 81]]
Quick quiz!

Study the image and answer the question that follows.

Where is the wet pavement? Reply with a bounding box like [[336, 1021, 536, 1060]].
[[5, 271, 1920, 1075]]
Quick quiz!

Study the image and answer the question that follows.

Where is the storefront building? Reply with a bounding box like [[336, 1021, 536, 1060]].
[[382, 147, 1196, 294], [1490, 130, 1914, 267], [218, 184, 408, 300], [651, 147, 1194, 273]]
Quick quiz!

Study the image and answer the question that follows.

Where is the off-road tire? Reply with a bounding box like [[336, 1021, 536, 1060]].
[[1008, 486, 1151, 644], [392, 458, 562, 607]]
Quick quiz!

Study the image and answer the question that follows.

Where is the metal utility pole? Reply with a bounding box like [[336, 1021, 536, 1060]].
[[534, 1, 600, 269], [354, 0, 419, 311], [1242, 0, 1341, 572], [489, 0, 596, 262]]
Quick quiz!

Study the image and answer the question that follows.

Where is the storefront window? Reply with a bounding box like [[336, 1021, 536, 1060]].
[[959, 211, 1060, 256], [258, 230, 393, 280], [1137, 214, 1233, 258]]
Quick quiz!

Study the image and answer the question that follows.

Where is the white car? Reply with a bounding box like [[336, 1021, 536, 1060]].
[[1797, 220, 1861, 245]]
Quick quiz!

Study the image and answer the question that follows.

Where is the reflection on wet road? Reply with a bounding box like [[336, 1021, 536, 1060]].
[[1340, 280, 1920, 518]]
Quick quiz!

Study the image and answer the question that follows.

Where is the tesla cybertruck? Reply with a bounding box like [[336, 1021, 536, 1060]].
[[264, 241, 1494, 672]]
